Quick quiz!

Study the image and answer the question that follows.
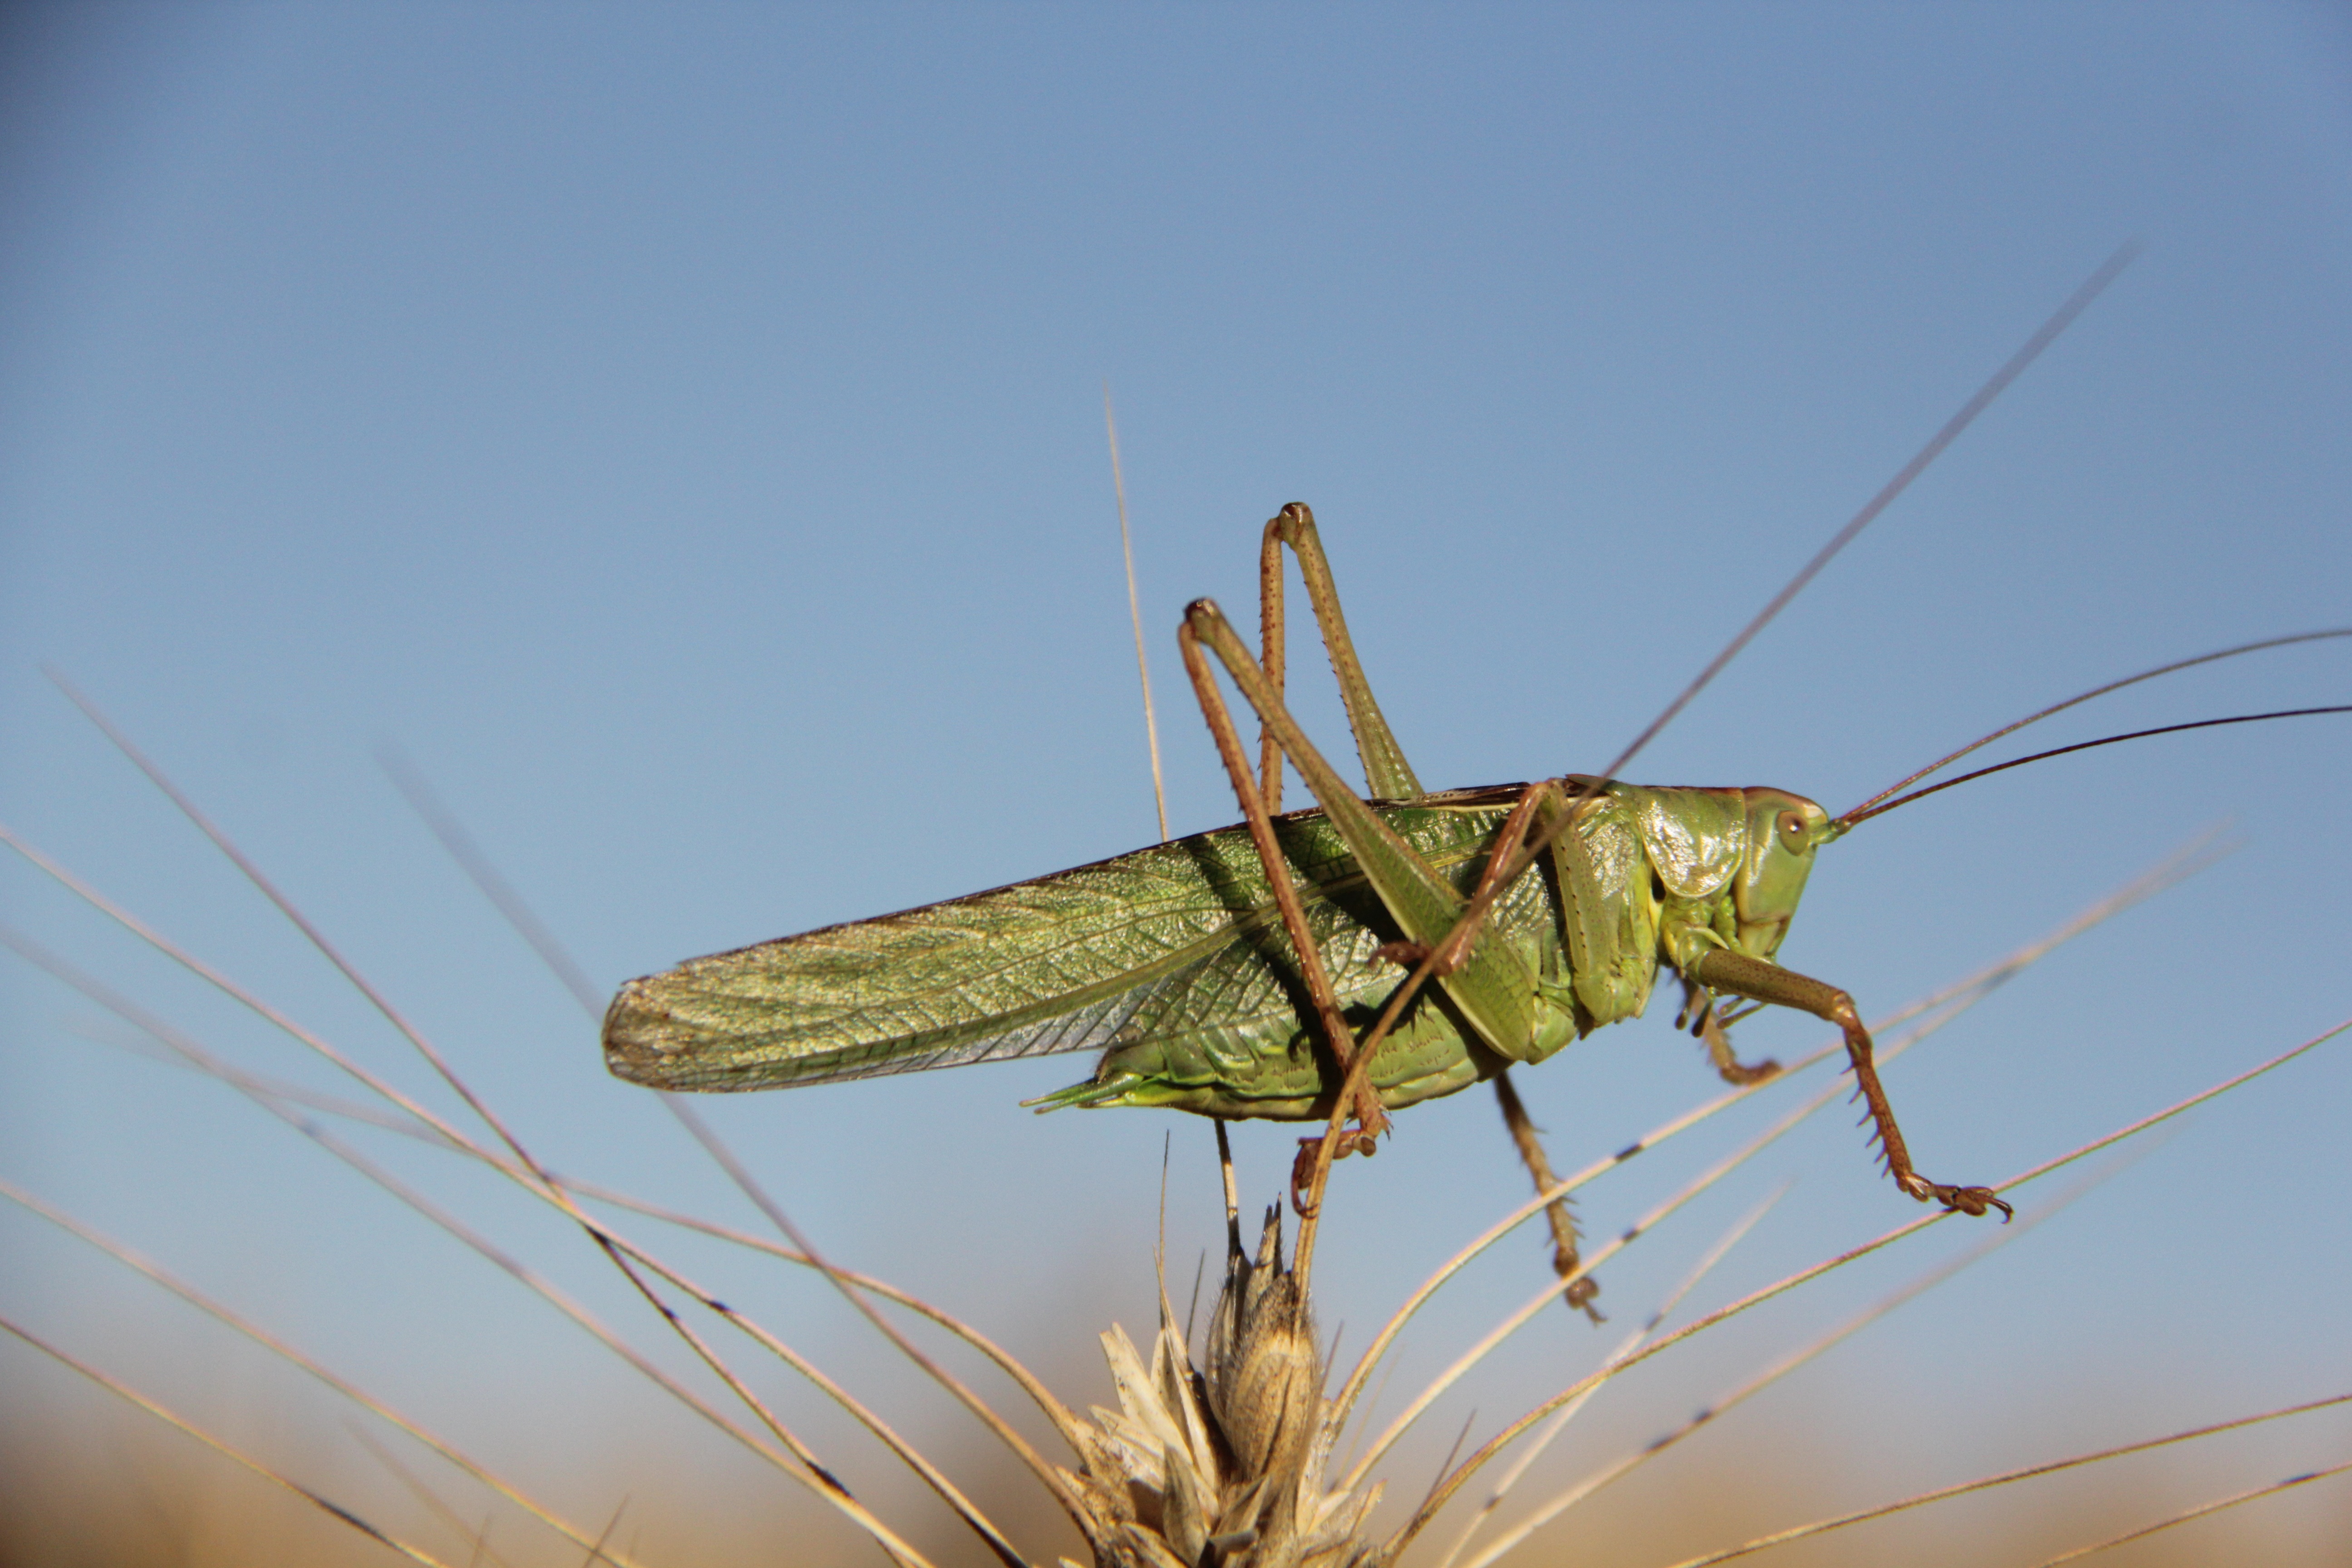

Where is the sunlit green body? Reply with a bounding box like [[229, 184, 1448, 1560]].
[[604, 500, 2027, 1228], [603, 776, 1828, 1120]]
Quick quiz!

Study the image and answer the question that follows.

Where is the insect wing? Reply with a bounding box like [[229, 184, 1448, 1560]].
[[602, 801, 1522, 1093]]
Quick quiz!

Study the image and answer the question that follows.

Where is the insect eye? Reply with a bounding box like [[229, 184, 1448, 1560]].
[[1776, 810, 1809, 851]]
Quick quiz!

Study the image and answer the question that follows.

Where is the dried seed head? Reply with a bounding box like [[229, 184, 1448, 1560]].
[[1205, 1205, 1321, 1490], [1060, 1204, 1381, 1568]]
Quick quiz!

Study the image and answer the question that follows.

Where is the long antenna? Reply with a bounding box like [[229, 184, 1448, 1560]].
[[1105, 382, 1169, 842], [1290, 248, 2151, 1200], [1482, 244, 2143, 897], [1836, 705, 2352, 829], [1600, 240, 2141, 783], [1838, 627, 2352, 826]]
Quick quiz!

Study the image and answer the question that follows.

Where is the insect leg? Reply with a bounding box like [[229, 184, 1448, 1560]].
[[1374, 780, 1545, 976], [1492, 1069, 1604, 1323], [1182, 599, 1541, 1063], [1677, 974, 1781, 1086], [1258, 503, 1424, 805], [1176, 613, 1389, 1154], [1684, 947, 2013, 1220]]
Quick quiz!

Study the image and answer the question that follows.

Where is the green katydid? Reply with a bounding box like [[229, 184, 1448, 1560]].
[[606, 504, 1886, 1321], [603, 252, 2349, 1313]]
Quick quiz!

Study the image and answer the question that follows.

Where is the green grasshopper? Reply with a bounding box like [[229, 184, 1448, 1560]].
[[604, 490, 2349, 1317], [606, 500, 2012, 1317], [604, 254, 2351, 1314]]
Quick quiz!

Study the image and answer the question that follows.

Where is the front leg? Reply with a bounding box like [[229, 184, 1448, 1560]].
[[1685, 947, 2012, 1220], [1677, 974, 1781, 1086]]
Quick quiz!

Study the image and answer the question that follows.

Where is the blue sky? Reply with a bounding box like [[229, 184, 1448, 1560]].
[[4, 6, 2350, 1560]]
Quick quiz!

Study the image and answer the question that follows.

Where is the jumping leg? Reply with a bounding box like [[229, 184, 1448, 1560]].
[[1177, 615, 1388, 1155], [1257, 502, 1424, 807]]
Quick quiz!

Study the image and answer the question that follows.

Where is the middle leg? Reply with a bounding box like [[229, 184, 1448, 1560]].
[[1492, 1069, 1603, 1323]]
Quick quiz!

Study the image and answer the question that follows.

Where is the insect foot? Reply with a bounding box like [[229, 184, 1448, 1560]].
[[1063, 1204, 1380, 1568], [1902, 1175, 2016, 1222], [1289, 1128, 1378, 1217]]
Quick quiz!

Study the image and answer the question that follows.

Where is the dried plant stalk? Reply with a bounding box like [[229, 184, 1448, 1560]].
[[8, 703, 2349, 1567]]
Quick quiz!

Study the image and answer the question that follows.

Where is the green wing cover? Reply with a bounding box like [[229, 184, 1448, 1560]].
[[603, 798, 1523, 1092]]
